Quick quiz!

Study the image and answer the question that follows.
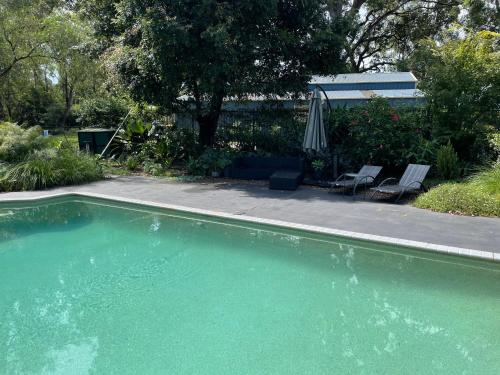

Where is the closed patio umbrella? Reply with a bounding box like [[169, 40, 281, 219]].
[[303, 88, 328, 152]]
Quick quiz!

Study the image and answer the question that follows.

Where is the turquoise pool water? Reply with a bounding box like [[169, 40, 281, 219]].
[[0, 196, 499, 374]]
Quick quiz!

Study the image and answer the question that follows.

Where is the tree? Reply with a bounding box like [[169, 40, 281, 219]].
[[83, 0, 341, 146], [326, 0, 461, 72], [417, 31, 500, 162], [0, 0, 55, 121], [0, 0, 56, 79], [0, 1, 106, 127], [47, 12, 105, 127], [463, 0, 499, 32]]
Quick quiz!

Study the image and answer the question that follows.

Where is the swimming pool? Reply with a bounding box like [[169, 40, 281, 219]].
[[1, 195, 499, 374]]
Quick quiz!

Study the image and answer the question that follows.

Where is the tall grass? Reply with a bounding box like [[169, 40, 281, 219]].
[[1, 149, 103, 191], [0, 122, 45, 162], [414, 164, 500, 217], [469, 164, 500, 197]]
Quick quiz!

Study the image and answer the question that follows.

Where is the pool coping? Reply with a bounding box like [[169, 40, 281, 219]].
[[1, 191, 498, 262]]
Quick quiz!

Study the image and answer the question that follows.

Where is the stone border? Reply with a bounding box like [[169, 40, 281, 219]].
[[1, 191, 498, 262]]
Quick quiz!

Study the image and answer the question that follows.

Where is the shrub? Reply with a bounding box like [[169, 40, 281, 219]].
[[74, 96, 129, 129], [0, 122, 45, 162], [126, 156, 140, 171], [420, 32, 500, 164], [109, 120, 199, 166], [109, 119, 152, 158], [15, 87, 63, 128], [436, 142, 460, 179], [469, 163, 500, 196], [414, 164, 500, 217], [327, 98, 432, 169], [187, 148, 234, 176], [487, 129, 500, 162], [139, 123, 199, 163], [312, 159, 325, 171], [54, 149, 104, 186], [405, 137, 438, 165], [143, 160, 167, 176], [1, 149, 103, 191]]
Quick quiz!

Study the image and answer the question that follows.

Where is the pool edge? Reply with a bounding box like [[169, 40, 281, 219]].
[[1, 191, 497, 262]]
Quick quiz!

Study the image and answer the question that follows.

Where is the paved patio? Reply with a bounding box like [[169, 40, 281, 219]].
[[1, 175, 498, 253]]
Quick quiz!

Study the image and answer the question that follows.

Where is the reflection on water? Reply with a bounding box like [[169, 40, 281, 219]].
[[0, 198, 499, 374], [4, 284, 99, 374], [0, 202, 93, 243]]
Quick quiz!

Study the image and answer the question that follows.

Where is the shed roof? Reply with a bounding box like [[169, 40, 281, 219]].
[[320, 89, 424, 100], [179, 87, 424, 103], [311, 72, 417, 85]]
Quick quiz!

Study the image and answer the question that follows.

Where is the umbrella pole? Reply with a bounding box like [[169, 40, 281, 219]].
[[315, 84, 337, 178]]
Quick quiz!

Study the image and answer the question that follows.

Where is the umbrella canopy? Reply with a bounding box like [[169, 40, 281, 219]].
[[303, 88, 328, 152]]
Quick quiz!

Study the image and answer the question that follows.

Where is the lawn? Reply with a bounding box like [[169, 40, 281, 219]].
[[46, 131, 79, 150], [413, 164, 500, 217]]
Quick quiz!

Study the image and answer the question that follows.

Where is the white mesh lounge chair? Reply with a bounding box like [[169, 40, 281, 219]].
[[329, 165, 383, 197], [370, 164, 430, 202]]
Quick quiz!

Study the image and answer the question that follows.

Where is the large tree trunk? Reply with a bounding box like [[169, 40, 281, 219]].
[[196, 91, 224, 147], [197, 115, 219, 147], [60, 75, 73, 130]]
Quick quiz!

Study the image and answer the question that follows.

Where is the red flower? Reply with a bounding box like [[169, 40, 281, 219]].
[[391, 113, 400, 122]]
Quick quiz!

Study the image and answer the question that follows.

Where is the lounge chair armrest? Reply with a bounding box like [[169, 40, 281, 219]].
[[334, 173, 347, 183], [377, 177, 398, 187], [404, 180, 424, 190], [353, 175, 375, 195]]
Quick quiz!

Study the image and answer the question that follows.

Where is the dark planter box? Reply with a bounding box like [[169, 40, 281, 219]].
[[77, 128, 115, 155]]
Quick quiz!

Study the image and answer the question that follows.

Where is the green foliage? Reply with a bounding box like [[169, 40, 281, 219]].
[[45, 131, 79, 150], [48, 12, 106, 128], [74, 96, 129, 129], [0, 122, 44, 162], [87, 0, 340, 145], [13, 87, 66, 127], [0, 123, 103, 191], [110, 120, 199, 167], [216, 109, 305, 155], [436, 142, 460, 179], [417, 31, 500, 163], [1, 148, 103, 191], [0, 2, 106, 128], [463, 0, 499, 32], [143, 160, 167, 176], [334, 0, 460, 72], [405, 137, 439, 165], [0, 0, 53, 80], [469, 163, 500, 196], [328, 98, 433, 169], [312, 159, 326, 171], [487, 128, 500, 162], [187, 148, 234, 176], [414, 164, 500, 217], [138, 124, 199, 164], [106, 118, 151, 158], [126, 156, 139, 171]]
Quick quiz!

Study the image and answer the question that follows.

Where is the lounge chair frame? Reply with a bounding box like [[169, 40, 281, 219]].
[[370, 164, 430, 203], [329, 165, 383, 199]]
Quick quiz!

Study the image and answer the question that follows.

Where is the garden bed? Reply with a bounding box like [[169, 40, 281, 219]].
[[413, 165, 500, 217]]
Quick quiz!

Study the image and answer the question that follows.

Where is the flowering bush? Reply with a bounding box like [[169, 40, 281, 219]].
[[328, 98, 434, 170]]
